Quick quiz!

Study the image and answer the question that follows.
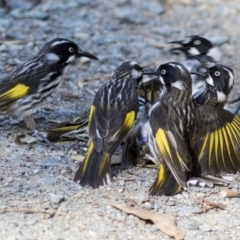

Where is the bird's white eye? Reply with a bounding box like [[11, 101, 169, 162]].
[[215, 71, 220, 76], [193, 40, 201, 45], [69, 47, 74, 52], [161, 69, 166, 75]]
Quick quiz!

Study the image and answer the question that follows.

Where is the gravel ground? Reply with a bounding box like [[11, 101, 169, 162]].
[[1, 0, 240, 239]]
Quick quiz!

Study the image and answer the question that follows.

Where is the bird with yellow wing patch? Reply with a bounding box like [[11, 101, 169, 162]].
[[144, 62, 195, 195], [74, 61, 149, 188], [0, 38, 98, 129], [144, 61, 240, 196]]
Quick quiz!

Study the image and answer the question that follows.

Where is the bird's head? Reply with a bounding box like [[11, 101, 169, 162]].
[[192, 58, 234, 95], [113, 61, 144, 83], [169, 35, 213, 56], [141, 62, 192, 92], [38, 38, 98, 65]]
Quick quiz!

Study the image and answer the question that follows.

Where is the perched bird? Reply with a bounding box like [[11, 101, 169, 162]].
[[192, 59, 234, 107], [145, 62, 240, 196], [74, 61, 147, 188], [0, 38, 98, 129], [146, 62, 195, 195], [169, 35, 222, 94]]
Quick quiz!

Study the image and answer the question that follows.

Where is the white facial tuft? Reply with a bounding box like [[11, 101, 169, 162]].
[[217, 91, 227, 102], [188, 47, 201, 55], [46, 53, 60, 65], [131, 68, 140, 78], [172, 80, 185, 90], [206, 76, 214, 86], [51, 40, 69, 47], [66, 55, 76, 63], [159, 76, 164, 84]]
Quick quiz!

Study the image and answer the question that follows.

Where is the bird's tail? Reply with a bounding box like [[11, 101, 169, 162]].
[[45, 124, 88, 142], [149, 164, 183, 196], [121, 143, 138, 169], [74, 142, 111, 188]]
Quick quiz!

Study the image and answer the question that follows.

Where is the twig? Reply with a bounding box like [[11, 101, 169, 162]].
[[203, 199, 225, 210], [0, 208, 55, 216]]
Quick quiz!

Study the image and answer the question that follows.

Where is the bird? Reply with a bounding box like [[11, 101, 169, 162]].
[[121, 76, 162, 169], [73, 61, 148, 188], [144, 62, 240, 196], [145, 62, 195, 195], [0, 38, 98, 130], [169, 35, 222, 94], [192, 58, 234, 108]]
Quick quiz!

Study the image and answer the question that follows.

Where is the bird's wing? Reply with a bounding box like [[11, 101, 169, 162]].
[[88, 82, 138, 153], [0, 62, 59, 105], [150, 101, 192, 188], [191, 105, 240, 175]]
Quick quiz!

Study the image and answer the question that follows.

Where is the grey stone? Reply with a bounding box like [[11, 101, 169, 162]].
[[49, 193, 65, 204]]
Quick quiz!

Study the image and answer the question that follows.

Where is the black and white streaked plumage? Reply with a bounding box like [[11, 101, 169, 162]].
[[74, 61, 148, 188], [169, 35, 222, 94], [143, 62, 240, 196], [121, 77, 162, 168], [192, 60, 234, 108], [0, 38, 98, 129], [145, 62, 195, 195]]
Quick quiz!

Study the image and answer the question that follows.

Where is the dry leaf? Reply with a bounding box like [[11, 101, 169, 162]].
[[111, 203, 185, 240], [203, 199, 225, 209], [219, 189, 239, 198]]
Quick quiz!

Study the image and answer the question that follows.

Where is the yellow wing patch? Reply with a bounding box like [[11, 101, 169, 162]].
[[88, 105, 96, 128], [198, 116, 240, 172], [50, 125, 80, 131], [155, 128, 173, 161], [0, 84, 29, 101], [123, 111, 136, 129]]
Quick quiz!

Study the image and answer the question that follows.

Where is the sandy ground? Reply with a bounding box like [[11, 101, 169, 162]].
[[1, 0, 240, 239]]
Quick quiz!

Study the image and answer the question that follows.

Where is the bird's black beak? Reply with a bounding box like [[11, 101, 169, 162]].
[[168, 40, 184, 45], [170, 46, 189, 53], [77, 50, 98, 60], [141, 68, 159, 76]]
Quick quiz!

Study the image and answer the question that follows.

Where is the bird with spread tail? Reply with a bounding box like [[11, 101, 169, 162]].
[[74, 61, 150, 188], [143, 62, 240, 196], [0, 38, 98, 129]]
